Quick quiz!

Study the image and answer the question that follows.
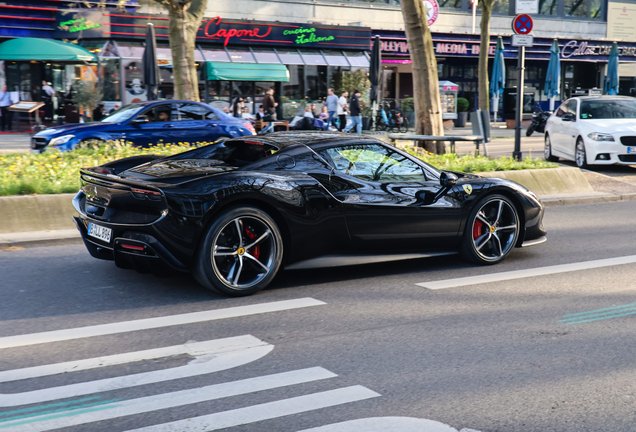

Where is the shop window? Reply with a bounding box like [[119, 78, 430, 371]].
[[227, 49, 255, 63], [322, 50, 349, 66], [565, 0, 588, 17], [232, 81, 255, 97], [305, 65, 328, 100], [283, 65, 304, 100], [252, 48, 280, 64], [464, 65, 477, 79], [539, 0, 559, 15], [202, 49, 231, 62], [450, 65, 463, 78], [590, 0, 602, 18], [117, 44, 145, 59], [344, 51, 370, 68], [100, 58, 120, 102], [300, 50, 327, 65], [438, 0, 462, 8], [276, 49, 304, 65]]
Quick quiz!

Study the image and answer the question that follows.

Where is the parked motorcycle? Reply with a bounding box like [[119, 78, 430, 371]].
[[526, 105, 552, 136]]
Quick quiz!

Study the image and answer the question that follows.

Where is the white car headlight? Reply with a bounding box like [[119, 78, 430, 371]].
[[49, 135, 75, 146], [587, 132, 615, 142]]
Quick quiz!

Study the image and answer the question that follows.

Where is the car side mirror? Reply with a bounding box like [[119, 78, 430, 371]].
[[440, 171, 458, 188], [562, 113, 576, 122], [132, 117, 148, 124]]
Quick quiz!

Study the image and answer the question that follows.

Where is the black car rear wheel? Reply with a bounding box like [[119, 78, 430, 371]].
[[460, 194, 520, 265], [193, 207, 283, 296]]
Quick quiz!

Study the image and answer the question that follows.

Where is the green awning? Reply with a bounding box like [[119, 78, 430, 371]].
[[206, 61, 289, 82], [0, 38, 97, 62]]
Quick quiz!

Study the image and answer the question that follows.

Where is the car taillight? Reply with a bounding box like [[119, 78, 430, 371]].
[[131, 188, 161, 196], [244, 123, 256, 135]]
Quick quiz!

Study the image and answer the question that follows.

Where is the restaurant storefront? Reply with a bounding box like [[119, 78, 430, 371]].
[[378, 30, 636, 115]]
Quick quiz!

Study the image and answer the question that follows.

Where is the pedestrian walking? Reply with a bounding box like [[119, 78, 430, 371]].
[[231, 97, 244, 118], [0, 85, 12, 131], [344, 90, 362, 134], [41, 81, 55, 122], [262, 88, 278, 121], [93, 103, 105, 121], [337, 91, 348, 132], [325, 88, 338, 131]]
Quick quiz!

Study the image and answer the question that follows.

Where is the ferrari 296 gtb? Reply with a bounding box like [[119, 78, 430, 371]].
[[73, 132, 547, 296]]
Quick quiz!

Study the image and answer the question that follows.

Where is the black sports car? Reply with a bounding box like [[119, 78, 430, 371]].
[[73, 132, 546, 296]]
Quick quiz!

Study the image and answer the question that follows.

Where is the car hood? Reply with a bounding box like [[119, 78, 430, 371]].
[[580, 119, 636, 134], [120, 158, 237, 183], [34, 122, 116, 137]]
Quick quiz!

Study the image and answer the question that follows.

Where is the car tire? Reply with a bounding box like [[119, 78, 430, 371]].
[[192, 206, 283, 296], [526, 124, 536, 137], [544, 134, 558, 162], [575, 138, 588, 169], [459, 194, 520, 265]]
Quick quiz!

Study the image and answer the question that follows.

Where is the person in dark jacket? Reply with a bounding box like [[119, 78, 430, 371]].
[[93, 104, 105, 121], [344, 90, 362, 134]]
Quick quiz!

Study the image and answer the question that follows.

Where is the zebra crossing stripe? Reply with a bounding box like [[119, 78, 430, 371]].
[[124, 386, 380, 432], [0, 336, 273, 407], [0, 297, 326, 349], [0, 335, 266, 383], [1, 367, 339, 432]]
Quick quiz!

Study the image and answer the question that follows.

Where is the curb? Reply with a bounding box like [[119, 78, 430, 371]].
[[542, 192, 636, 207], [0, 229, 81, 250]]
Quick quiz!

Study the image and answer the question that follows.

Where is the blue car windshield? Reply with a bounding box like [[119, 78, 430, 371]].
[[102, 105, 141, 123]]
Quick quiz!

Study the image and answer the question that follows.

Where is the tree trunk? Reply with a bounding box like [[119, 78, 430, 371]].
[[399, 0, 444, 154], [478, 0, 494, 112], [153, 0, 207, 101]]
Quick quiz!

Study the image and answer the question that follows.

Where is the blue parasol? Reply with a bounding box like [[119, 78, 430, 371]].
[[544, 39, 561, 111], [489, 37, 505, 122], [604, 42, 619, 96]]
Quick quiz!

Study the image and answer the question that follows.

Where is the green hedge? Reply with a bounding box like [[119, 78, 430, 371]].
[[0, 142, 558, 197]]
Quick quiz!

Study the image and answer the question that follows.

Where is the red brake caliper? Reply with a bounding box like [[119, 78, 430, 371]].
[[245, 225, 260, 260], [473, 220, 483, 240]]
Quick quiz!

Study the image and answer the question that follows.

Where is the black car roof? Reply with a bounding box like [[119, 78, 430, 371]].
[[228, 132, 384, 150]]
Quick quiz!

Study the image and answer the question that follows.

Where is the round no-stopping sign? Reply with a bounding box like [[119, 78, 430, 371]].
[[423, 0, 440, 26], [512, 14, 533, 34]]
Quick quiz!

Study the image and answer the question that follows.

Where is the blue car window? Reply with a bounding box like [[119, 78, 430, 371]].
[[176, 103, 206, 121]]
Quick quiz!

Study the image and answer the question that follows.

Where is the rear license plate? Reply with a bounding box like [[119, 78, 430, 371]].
[[628, 147, 636, 154], [87, 222, 112, 243]]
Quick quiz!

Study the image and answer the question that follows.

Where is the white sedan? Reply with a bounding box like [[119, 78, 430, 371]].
[[544, 96, 636, 168]]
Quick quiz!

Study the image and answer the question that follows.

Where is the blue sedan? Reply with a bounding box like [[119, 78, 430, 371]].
[[31, 101, 256, 152]]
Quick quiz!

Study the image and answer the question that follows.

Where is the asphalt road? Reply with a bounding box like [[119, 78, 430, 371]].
[[2, 200, 636, 432]]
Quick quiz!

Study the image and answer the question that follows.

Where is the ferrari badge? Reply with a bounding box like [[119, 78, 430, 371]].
[[462, 185, 473, 195]]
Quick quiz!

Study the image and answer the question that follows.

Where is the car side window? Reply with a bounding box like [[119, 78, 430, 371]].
[[175, 103, 207, 121], [567, 99, 578, 117], [205, 110, 220, 121], [555, 101, 568, 118], [135, 104, 172, 123], [322, 144, 426, 183]]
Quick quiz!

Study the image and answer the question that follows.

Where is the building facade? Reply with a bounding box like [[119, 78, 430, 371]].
[[1, 0, 633, 118]]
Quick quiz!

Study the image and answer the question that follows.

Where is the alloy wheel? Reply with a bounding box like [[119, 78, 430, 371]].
[[544, 136, 551, 160], [576, 140, 587, 168], [211, 216, 277, 290], [471, 199, 519, 262]]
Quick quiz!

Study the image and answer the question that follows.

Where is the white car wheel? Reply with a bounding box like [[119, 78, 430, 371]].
[[575, 138, 588, 169]]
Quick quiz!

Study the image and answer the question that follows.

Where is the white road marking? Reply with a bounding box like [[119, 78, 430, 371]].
[[417, 255, 636, 290], [0, 297, 325, 349], [2, 367, 338, 432], [0, 338, 273, 407], [298, 416, 475, 432], [124, 386, 380, 432], [0, 335, 265, 383]]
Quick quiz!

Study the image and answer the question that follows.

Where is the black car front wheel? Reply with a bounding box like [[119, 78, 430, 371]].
[[460, 194, 520, 265], [193, 207, 283, 296]]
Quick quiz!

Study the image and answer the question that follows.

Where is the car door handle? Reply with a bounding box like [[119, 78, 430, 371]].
[[162, 124, 174, 128], [207, 123, 218, 127]]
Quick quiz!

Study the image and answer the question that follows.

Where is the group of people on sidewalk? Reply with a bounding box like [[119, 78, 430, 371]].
[[325, 88, 363, 134]]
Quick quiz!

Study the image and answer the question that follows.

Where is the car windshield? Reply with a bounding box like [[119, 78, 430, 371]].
[[579, 99, 636, 119], [102, 105, 141, 123]]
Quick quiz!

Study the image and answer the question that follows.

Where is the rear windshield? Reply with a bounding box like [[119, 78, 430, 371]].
[[168, 140, 277, 167], [580, 99, 636, 119]]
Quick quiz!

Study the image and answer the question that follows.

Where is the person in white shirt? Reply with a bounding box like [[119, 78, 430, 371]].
[[337, 91, 348, 131], [241, 106, 255, 120]]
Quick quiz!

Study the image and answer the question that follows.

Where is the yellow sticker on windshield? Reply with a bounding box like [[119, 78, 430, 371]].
[[463, 184, 473, 195]]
